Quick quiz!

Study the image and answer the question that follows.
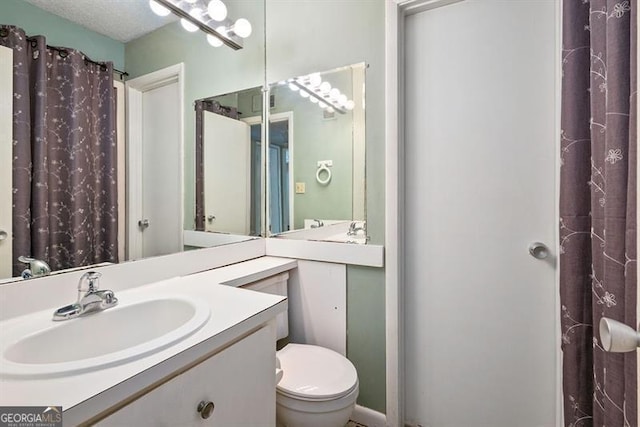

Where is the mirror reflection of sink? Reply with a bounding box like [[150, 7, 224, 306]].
[[0, 296, 211, 379]]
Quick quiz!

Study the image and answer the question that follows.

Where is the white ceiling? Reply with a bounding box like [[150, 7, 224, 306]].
[[22, 0, 177, 43]]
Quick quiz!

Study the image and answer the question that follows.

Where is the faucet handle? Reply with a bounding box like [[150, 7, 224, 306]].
[[78, 271, 102, 293]]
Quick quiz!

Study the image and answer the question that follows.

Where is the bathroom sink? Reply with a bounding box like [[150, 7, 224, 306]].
[[0, 296, 211, 379]]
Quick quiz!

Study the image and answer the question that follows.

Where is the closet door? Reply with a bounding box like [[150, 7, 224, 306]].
[[404, 1, 558, 426]]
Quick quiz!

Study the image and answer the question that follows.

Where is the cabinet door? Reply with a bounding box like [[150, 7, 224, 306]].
[[97, 325, 276, 427]]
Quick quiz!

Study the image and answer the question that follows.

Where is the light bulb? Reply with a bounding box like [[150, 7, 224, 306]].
[[326, 107, 335, 113], [288, 83, 299, 91], [308, 73, 321, 88], [233, 18, 252, 38], [329, 88, 340, 100], [345, 100, 355, 110], [338, 94, 348, 106], [319, 82, 331, 94], [149, 0, 171, 16], [300, 91, 309, 98], [207, 0, 227, 21], [310, 97, 318, 104], [207, 34, 223, 47], [181, 18, 199, 32], [319, 101, 327, 109], [181, 8, 203, 32]]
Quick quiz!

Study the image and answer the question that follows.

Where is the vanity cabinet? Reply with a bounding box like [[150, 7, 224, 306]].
[[96, 325, 276, 427]]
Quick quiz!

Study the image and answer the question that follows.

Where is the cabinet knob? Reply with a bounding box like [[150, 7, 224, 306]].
[[197, 400, 215, 419]]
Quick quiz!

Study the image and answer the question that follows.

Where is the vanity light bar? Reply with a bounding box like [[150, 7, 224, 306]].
[[153, 0, 243, 50], [290, 81, 347, 114]]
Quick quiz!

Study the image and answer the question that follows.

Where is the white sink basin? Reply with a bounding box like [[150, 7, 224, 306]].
[[0, 296, 211, 379]]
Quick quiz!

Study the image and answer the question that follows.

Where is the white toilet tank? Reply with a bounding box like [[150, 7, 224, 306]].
[[241, 272, 289, 340]]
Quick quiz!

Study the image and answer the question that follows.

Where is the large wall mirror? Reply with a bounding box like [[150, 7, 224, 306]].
[[266, 63, 367, 244], [194, 63, 368, 245], [0, 0, 265, 283], [0, 0, 374, 285]]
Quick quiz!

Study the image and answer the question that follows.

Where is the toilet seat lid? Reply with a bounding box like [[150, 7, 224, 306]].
[[276, 344, 358, 400]]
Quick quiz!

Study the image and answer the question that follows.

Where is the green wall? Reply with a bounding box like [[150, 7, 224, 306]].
[[0, 0, 125, 69], [266, 0, 386, 412]]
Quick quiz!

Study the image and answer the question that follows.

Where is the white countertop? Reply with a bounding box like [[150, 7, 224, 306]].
[[0, 257, 297, 425]]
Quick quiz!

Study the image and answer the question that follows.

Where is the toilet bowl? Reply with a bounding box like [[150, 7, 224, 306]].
[[275, 344, 359, 427], [241, 273, 359, 427]]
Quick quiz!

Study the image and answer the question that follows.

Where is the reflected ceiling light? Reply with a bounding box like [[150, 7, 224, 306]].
[[207, 0, 228, 21], [287, 77, 352, 115], [207, 34, 223, 47], [308, 73, 322, 88], [232, 18, 252, 38], [151, 0, 251, 50], [149, 0, 171, 16]]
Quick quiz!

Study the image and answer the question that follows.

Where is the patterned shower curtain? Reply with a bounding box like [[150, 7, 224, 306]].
[[560, 1, 637, 426], [0, 26, 118, 277]]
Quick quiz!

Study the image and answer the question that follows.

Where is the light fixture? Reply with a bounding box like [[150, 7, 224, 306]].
[[287, 77, 353, 115], [151, 0, 252, 50], [149, 0, 171, 16]]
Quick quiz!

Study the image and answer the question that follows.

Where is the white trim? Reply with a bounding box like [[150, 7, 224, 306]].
[[352, 404, 387, 427], [384, 0, 402, 425], [125, 63, 185, 260], [554, 1, 563, 425], [265, 238, 383, 268]]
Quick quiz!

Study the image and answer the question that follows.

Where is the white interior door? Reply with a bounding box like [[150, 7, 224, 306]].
[[403, 1, 558, 426], [203, 111, 250, 234], [0, 46, 13, 277], [140, 81, 182, 258]]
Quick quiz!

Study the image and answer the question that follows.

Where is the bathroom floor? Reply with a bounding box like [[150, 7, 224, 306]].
[[347, 421, 367, 427]]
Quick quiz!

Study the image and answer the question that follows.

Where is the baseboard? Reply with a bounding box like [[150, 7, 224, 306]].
[[352, 405, 387, 427]]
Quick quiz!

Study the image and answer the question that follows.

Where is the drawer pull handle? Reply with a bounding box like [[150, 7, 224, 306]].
[[197, 400, 215, 419]]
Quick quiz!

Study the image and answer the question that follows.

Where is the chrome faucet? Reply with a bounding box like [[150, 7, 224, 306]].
[[347, 221, 366, 236], [18, 256, 51, 279], [310, 219, 324, 228], [52, 271, 118, 321]]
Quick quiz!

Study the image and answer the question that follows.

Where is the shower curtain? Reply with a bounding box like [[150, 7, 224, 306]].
[[560, 1, 637, 426], [0, 26, 118, 277]]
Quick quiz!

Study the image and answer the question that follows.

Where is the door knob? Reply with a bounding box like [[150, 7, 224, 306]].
[[599, 317, 640, 353], [138, 219, 150, 230], [207, 215, 216, 223], [0, 229, 7, 241], [197, 400, 215, 419], [528, 242, 549, 259]]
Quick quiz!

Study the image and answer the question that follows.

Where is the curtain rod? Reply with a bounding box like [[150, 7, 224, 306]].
[[26, 37, 129, 80]]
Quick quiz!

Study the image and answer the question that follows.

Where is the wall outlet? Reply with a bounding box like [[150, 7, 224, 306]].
[[295, 182, 306, 194]]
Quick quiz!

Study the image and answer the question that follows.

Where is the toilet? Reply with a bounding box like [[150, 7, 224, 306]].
[[242, 272, 359, 427]]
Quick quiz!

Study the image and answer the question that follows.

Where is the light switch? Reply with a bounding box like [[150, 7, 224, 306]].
[[295, 182, 306, 194]]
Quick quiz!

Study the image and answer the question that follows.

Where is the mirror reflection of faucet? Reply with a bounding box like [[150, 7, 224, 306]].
[[18, 256, 51, 279], [52, 271, 118, 321], [347, 221, 366, 236], [310, 219, 324, 228]]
